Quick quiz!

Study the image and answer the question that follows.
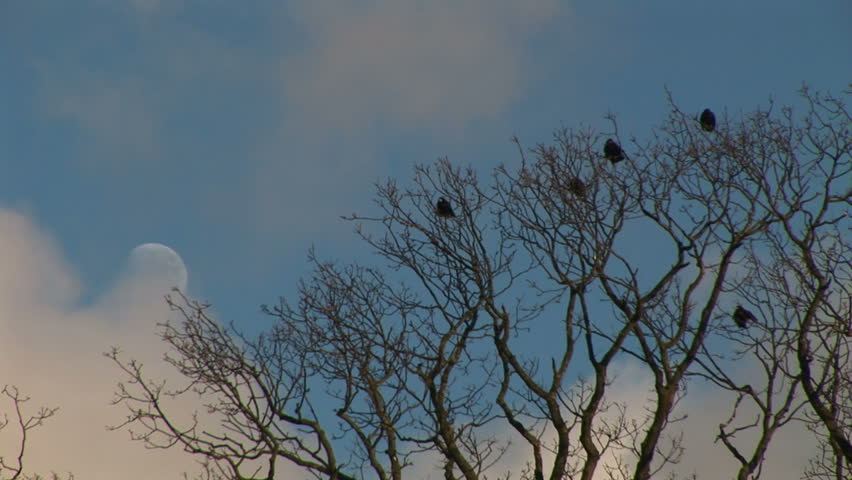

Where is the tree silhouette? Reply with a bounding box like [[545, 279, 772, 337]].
[[108, 86, 850, 480], [0, 386, 73, 480]]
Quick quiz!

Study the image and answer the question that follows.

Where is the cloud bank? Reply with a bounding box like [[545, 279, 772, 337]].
[[0, 208, 819, 479], [0, 208, 200, 479]]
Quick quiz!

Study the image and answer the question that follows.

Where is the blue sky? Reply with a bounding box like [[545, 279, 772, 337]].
[[0, 1, 850, 478], [2, 0, 849, 321]]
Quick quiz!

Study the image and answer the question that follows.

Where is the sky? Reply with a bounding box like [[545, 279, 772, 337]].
[[0, 1, 850, 478]]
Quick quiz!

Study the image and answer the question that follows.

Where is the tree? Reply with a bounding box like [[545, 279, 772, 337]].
[[0, 386, 73, 480], [108, 86, 851, 480]]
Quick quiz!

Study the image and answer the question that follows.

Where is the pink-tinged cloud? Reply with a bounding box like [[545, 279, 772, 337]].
[[0, 209, 202, 479], [0, 208, 820, 479], [281, 0, 561, 137], [475, 359, 816, 480]]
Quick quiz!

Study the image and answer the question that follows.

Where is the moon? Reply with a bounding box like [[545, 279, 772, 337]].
[[127, 243, 189, 291]]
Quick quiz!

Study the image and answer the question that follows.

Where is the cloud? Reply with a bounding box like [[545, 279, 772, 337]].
[[30, 4, 271, 169], [127, 0, 165, 15], [23, 1, 565, 246], [36, 68, 162, 167], [245, 0, 562, 239], [478, 358, 817, 480], [611, 359, 816, 480], [281, 0, 561, 138], [0, 207, 819, 479], [91, 0, 170, 17], [0, 208, 202, 479], [667, 378, 816, 480]]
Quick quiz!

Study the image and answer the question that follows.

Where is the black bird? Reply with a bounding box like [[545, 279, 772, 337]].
[[732, 305, 757, 328], [567, 177, 586, 197], [435, 197, 456, 218], [603, 139, 625, 164], [700, 108, 716, 132]]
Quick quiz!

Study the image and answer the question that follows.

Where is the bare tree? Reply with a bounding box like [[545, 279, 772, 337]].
[[684, 87, 851, 480], [108, 87, 850, 480], [0, 386, 73, 480]]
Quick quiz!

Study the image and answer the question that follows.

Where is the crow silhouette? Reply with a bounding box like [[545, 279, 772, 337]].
[[700, 108, 716, 132], [567, 177, 586, 197], [733, 305, 757, 328], [435, 197, 457, 218], [604, 139, 625, 164]]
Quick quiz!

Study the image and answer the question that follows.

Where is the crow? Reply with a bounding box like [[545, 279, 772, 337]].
[[435, 197, 457, 218], [700, 108, 716, 132], [567, 177, 586, 197], [733, 305, 757, 328], [604, 139, 625, 164]]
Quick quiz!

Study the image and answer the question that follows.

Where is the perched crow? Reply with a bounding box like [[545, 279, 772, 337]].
[[700, 108, 716, 132], [567, 177, 586, 197], [435, 197, 457, 218], [603, 139, 625, 164], [733, 305, 757, 328]]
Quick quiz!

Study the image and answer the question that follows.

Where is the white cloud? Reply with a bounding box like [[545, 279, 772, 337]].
[[667, 378, 815, 480], [475, 358, 816, 480], [281, 0, 561, 138]]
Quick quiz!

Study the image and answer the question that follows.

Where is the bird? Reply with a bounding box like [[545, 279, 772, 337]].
[[603, 139, 625, 164], [699, 108, 716, 132], [567, 177, 586, 197], [732, 305, 757, 328], [435, 197, 457, 218]]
